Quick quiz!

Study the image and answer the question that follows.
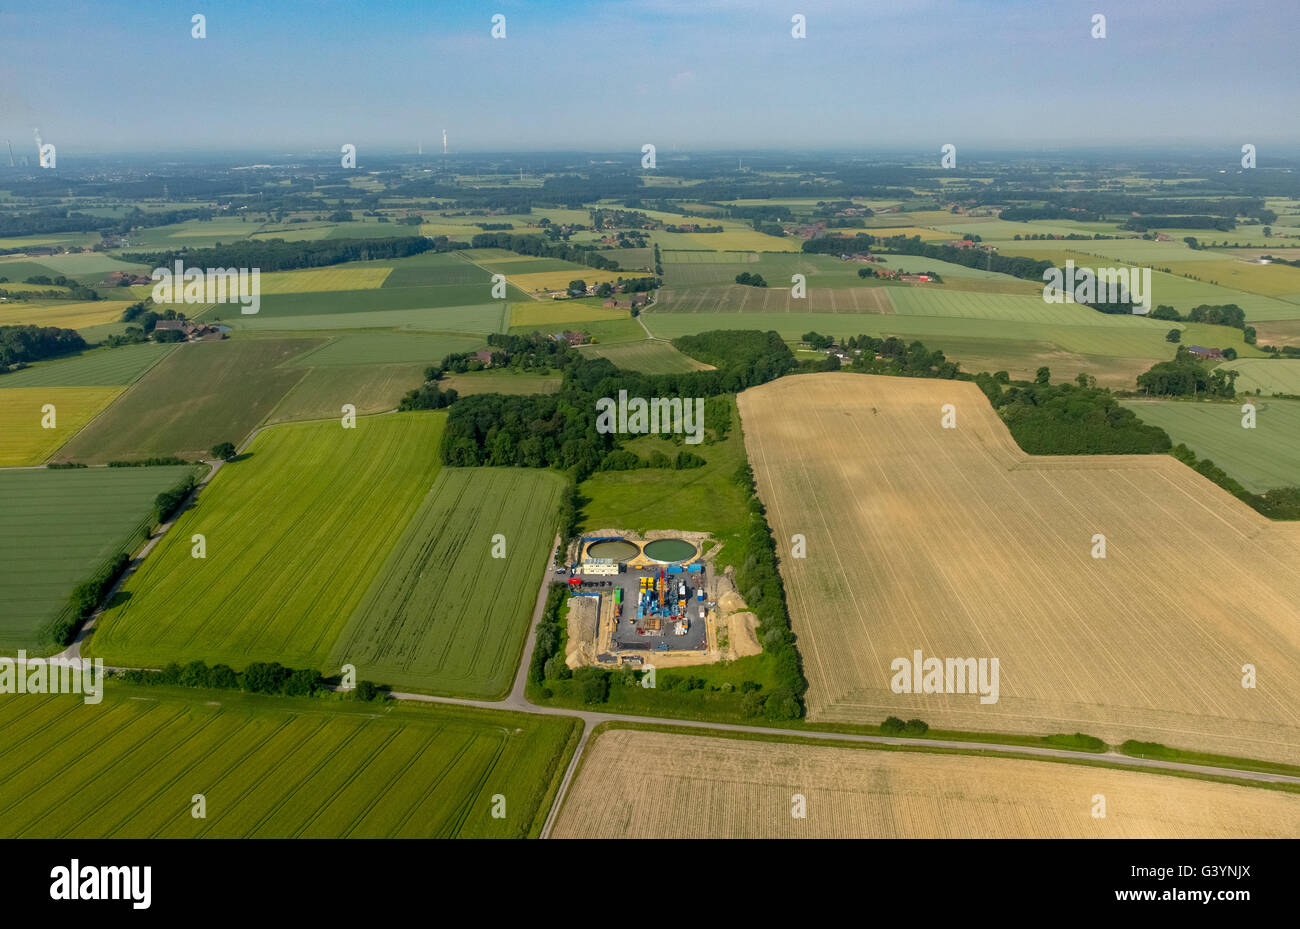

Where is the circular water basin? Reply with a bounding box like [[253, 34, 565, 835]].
[[643, 538, 697, 563], [586, 539, 640, 560]]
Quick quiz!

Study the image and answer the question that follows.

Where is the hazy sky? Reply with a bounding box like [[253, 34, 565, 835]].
[[1, 0, 1297, 155]]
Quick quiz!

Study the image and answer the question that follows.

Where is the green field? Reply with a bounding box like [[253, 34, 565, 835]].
[[252, 284, 505, 318], [88, 413, 446, 671], [256, 267, 393, 294], [509, 301, 630, 329], [1219, 358, 1300, 396], [477, 258, 580, 275], [329, 468, 566, 697], [642, 310, 1260, 364], [17, 252, 148, 278], [540, 316, 646, 345], [0, 343, 176, 388], [53, 339, 320, 463], [888, 288, 1121, 324], [381, 252, 493, 288], [579, 396, 749, 562], [0, 466, 197, 652], [227, 302, 510, 333], [440, 371, 562, 395], [578, 339, 714, 373], [267, 364, 427, 423], [1121, 398, 1300, 493], [655, 282, 898, 314], [0, 688, 579, 838], [282, 331, 486, 366]]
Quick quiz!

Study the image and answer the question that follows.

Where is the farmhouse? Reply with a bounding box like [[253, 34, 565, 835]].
[[472, 349, 494, 366], [1186, 345, 1223, 359]]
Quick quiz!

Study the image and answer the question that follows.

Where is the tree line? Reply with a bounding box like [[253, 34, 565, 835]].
[[468, 232, 622, 270], [124, 235, 439, 273]]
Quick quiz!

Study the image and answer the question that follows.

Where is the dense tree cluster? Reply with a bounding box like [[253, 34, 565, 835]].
[[397, 382, 458, 410], [980, 376, 1173, 454], [0, 324, 86, 368], [119, 660, 346, 698], [802, 232, 875, 255], [1122, 215, 1235, 232], [0, 205, 218, 239], [877, 235, 1053, 281], [469, 232, 621, 270], [1136, 348, 1239, 398], [124, 235, 439, 273], [438, 331, 793, 478]]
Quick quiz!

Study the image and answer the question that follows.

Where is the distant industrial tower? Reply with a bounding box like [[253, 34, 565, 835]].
[[442, 129, 448, 155], [418, 141, 423, 156], [5, 141, 13, 168]]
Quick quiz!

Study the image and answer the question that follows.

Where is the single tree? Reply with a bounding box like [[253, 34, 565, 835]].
[[211, 441, 237, 461]]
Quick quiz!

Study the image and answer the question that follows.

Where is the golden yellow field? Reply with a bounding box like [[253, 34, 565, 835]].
[[129, 268, 392, 301], [551, 729, 1300, 838], [652, 228, 803, 253], [509, 301, 628, 327], [508, 269, 636, 293], [254, 267, 392, 294], [0, 300, 133, 330], [860, 225, 953, 241], [419, 222, 479, 237], [737, 373, 1300, 764], [0, 386, 123, 465]]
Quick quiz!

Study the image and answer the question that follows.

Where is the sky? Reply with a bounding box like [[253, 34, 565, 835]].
[[1, 0, 1297, 156]]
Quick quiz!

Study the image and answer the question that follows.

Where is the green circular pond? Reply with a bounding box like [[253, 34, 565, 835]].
[[586, 539, 640, 560], [643, 538, 697, 563]]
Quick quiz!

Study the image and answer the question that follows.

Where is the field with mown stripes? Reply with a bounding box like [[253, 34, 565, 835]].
[[87, 413, 446, 671], [0, 689, 579, 838], [330, 468, 566, 697]]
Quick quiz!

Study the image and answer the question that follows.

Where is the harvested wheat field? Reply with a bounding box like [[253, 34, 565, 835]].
[[550, 729, 1299, 838], [737, 372, 1300, 764]]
